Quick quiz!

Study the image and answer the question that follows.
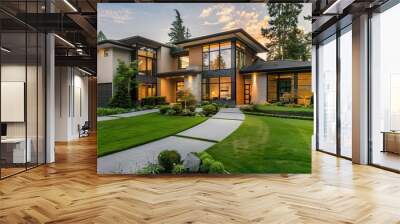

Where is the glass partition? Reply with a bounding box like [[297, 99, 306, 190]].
[[370, 4, 400, 171], [317, 35, 337, 154], [339, 26, 352, 158]]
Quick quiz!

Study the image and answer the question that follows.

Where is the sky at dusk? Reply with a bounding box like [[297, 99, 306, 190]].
[[98, 3, 311, 59]]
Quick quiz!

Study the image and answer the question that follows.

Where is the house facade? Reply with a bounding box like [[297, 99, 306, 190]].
[[97, 29, 312, 107]]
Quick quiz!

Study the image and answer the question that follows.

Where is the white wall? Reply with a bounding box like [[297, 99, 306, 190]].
[[97, 47, 130, 84], [55, 67, 89, 141]]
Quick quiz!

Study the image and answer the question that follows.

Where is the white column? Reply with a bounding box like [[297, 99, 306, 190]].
[[352, 14, 369, 164], [46, 33, 55, 163]]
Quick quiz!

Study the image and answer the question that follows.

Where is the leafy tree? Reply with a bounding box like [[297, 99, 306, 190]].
[[168, 9, 191, 43], [176, 88, 196, 110], [261, 3, 311, 61], [109, 60, 138, 108], [97, 30, 107, 42]]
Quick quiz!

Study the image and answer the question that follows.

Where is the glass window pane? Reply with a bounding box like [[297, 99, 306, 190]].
[[220, 49, 231, 69], [202, 52, 209, 70], [210, 51, 219, 70], [340, 27, 352, 158], [210, 43, 219, 51], [202, 45, 209, 52], [371, 4, 400, 170], [1, 32, 27, 177], [318, 35, 337, 154], [220, 41, 231, 50], [138, 56, 146, 73], [178, 56, 189, 69], [147, 58, 152, 74]]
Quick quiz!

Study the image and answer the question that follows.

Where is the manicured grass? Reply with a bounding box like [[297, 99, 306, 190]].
[[206, 115, 312, 173], [97, 113, 207, 157]]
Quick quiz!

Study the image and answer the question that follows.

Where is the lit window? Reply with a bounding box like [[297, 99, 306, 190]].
[[178, 56, 189, 69]]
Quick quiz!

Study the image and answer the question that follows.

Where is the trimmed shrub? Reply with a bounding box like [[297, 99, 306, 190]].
[[159, 105, 171, 114], [202, 104, 217, 116], [172, 164, 186, 174], [141, 96, 166, 106], [138, 163, 165, 175], [171, 103, 183, 114], [201, 101, 210, 106], [158, 150, 181, 172], [209, 161, 224, 174], [200, 158, 214, 173], [188, 105, 196, 112], [198, 152, 213, 161], [165, 109, 176, 116], [97, 107, 130, 116]]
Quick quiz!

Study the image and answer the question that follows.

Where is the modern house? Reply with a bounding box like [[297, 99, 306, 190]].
[[97, 29, 312, 107]]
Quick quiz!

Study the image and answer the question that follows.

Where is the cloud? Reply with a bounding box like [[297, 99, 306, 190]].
[[99, 9, 133, 24], [200, 7, 213, 18], [200, 5, 270, 46]]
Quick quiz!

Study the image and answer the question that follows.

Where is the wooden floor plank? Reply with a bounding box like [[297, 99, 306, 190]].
[[0, 135, 400, 223]]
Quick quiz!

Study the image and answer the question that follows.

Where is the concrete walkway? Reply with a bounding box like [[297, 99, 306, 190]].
[[97, 107, 244, 174], [97, 109, 159, 122]]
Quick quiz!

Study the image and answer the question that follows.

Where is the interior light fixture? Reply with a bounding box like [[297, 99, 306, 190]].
[[54, 34, 75, 48], [78, 67, 93, 76], [1, 47, 11, 53], [63, 0, 78, 12], [322, 0, 354, 15]]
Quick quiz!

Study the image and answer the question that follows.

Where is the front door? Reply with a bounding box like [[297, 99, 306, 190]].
[[244, 79, 252, 104]]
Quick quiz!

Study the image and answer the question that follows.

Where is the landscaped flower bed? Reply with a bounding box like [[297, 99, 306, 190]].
[[138, 150, 226, 175]]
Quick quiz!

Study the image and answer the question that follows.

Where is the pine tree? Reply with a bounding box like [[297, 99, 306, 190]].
[[168, 9, 191, 43], [261, 3, 311, 61], [97, 30, 107, 42], [109, 60, 138, 108]]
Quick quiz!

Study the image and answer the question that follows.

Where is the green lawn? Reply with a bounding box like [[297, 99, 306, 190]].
[[206, 115, 312, 173], [97, 113, 207, 157]]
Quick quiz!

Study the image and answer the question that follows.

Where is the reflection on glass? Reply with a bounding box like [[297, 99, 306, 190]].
[[318, 35, 337, 154], [371, 4, 400, 171], [220, 50, 231, 69], [340, 27, 352, 158], [210, 51, 219, 70]]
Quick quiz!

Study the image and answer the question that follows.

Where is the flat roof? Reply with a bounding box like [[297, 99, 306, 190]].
[[174, 29, 267, 53], [240, 59, 311, 74], [98, 36, 172, 50]]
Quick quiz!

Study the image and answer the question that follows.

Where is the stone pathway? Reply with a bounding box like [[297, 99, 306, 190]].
[[97, 109, 159, 122], [97, 108, 244, 174]]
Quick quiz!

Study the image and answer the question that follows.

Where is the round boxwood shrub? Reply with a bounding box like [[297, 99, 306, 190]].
[[188, 105, 196, 112], [202, 104, 217, 116], [172, 164, 186, 174], [198, 152, 213, 161], [200, 158, 214, 173], [209, 161, 224, 174], [159, 105, 171, 115], [158, 150, 181, 172], [171, 103, 182, 114]]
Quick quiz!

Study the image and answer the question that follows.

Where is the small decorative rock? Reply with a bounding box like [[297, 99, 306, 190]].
[[183, 152, 201, 172]]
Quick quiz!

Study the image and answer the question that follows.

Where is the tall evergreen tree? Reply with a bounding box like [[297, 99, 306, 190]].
[[97, 30, 107, 42], [261, 3, 311, 61], [168, 9, 191, 43]]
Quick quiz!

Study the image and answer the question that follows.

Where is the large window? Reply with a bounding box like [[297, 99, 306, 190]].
[[370, 4, 400, 171], [178, 56, 189, 69], [202, 76, 232, 101], [317, 35, 337, 154], [236, 41, 245, 69], [339, 26, 352, 158], [202, 41, 232, 71], [138, 47, 156, 76]]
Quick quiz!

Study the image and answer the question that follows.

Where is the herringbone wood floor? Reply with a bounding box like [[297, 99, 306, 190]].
[[1, 135, 400, 224]]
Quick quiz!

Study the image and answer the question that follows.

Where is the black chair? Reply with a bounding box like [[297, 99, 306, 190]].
[[79, 121, 90, 138]]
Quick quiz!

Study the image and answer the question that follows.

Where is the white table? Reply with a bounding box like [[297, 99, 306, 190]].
[[1, 138, 31, 163]]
